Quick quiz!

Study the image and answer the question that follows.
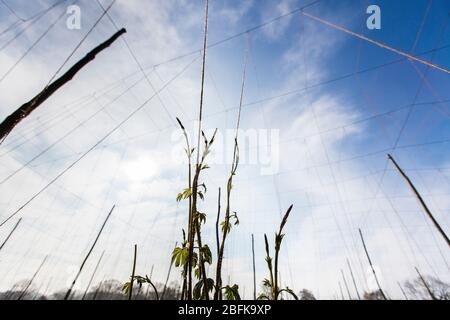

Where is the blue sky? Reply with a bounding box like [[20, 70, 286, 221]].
[[0, 0, 449, 299]]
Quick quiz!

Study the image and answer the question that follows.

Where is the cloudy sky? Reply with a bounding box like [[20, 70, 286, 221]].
[[0, 0, 449, 299]]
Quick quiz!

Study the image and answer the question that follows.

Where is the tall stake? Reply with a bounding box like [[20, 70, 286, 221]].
[[346, 258, 361, 300], [161, 242, 177, 300], [252, 234, 256, 300], [415, 267, 437, 300], [397, 281, 409, 300], [0, 217, 22, 252], [338, 281, 345, 300], [0, 29, 126, 143], [18, 255, 48, 300], [82, 250, 105, 300], [358, 228, 387, 300], [341, 269, 352, 300], [214, 34, 249, 301], [194, 0, 209, 165], [64, 205, 115, 300], [214, 187, 222, 299], [388, 154, 450, 247], [128, 244, 137, 300], [215, 188, 221, 262], [146, 264, 155, 298], [187, 0, 210, 300]]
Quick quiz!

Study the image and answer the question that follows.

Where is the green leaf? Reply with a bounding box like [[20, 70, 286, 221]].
[[122, 282, 131, 295], [198, 183, 207, 193], [193, 278, 215, 300], [223, 284, 241, 300], [221, 220, 231, 235], [275, 233, 284, 251], [192, 252, 198, 268], [279, 205, 293, 233], [264, 234, 270, 257], [262, 278, 272, 288], [200, 244, 212, 264], [209, 128, 218, 145], [278, 287, 299, 300], [257, 293, 269, 300], [201, 130, 208, 146], [176, 117, 185, 130], [196, 211, 207, 225], [194, 266, 201, 280], [171, 246, 189, 267], [231, 212, 239, 226], [176, 188, 192, 202]]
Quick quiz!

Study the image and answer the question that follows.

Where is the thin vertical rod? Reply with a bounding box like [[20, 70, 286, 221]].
[[341, 269, 352, 300], [145, 264, 155, 299], [18, 255, 48, 300], [0, 217, 22, 252], [397, 281, 409, 300], [64, 205, 115, 300], [161, 242, 177, 300], [388, 154, 450, 247], [358, 228, 387, 300], [82, 250, 105, 300], [128, 244, 137, 300], [338, 281, 345, 300], [346, 258, 361, 300], [252, 234, 256, 300], [415, 267, 437, 300]]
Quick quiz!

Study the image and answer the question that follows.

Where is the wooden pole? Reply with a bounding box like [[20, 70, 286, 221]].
[[81, 250, 105, 300], [64, 205, 115, 300], [415, 267, 437, 300], [128, 244, 137, 300], [215, 188, 221, 265], [0, 217, 22, 252], [188, 0, 210, 301], [214, 188, 221, 300], [18, 255, 48, 300], [358, 228, 387, 300], [145, 264, 155, 299], [161, 242, 177, 300], [338, 281, 345, 300], [0, 28, 126, 143], [388, 154, 450, 247], [397, 281, 409, 300], [252, 234, 256, 300], [92, 277, 105, 301], [346, 258, 361, 300], [341, 269, 352, 300]]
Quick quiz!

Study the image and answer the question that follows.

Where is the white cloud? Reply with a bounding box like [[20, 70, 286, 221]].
[[260, 0, 296, 40]]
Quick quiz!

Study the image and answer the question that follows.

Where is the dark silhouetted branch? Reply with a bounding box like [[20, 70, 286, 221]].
[[388, 154, 450, 247], [0, 28, 126, 142]]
